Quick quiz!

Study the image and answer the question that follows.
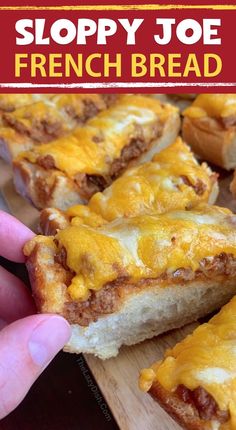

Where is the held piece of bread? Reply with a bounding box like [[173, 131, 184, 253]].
[[24, 204, 236, 359], [182, 94, 236, 170], [13, 95, 180, 210], [139, 296, 236, 430], [39, 137, 219, 235], [0, 94, 115, 163]]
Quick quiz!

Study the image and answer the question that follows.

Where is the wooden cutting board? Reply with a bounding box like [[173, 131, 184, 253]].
[[0, 157, 235, 430]]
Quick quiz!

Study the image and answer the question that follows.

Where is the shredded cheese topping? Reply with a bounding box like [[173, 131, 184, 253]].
[[19, 95, 177, 176], [64, 138, 216, 225], [0, 94, 53, 111], [139, 295, 236, 429], [183, 94, 236, 120], [1, 94, 108, 139], [54, 204, 236, 301]]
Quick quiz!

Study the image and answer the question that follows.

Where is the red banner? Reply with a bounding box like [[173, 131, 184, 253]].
[[0, 2, 235, 92]]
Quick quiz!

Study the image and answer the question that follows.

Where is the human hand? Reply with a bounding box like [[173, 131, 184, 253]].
[[0, 210, 71, 419]]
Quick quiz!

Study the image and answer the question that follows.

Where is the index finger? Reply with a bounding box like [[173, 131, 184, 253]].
[[0, 211, 35, 262]]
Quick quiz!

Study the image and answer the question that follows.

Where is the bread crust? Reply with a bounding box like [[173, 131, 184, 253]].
[[182, 116, 236, 170], [39, 208, 70, 235], [149, 381, 212, 430], [14, 109, 180, 210], [0, 129, 33, 163], [24, 231, 236, 358], [14, 159, 84, 210]]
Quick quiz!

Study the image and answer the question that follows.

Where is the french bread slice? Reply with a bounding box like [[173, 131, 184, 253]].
[[24, 204, 236, 359], [139, 296, 236, 429], [182, 94, 236, 170], [14, 95, 180, 210], [0, 94, 115, 163], [39, 138, 219, 235]]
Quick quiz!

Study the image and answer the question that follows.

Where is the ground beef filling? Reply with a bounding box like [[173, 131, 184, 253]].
[[52, 248, 236, 326], [3, 97, 112, 142], [180, 175, 207, 196], [37, 154, 56, 170], [77, 129, 164, 198], [34, 127, 162, 200], [110, 122, 163, 179], [3, 113, 63, 142], [221, 115, 236, 129], [176, 384, 229, 423], [110, 137, 151, 179], [74, 173, 109, 200], [64, 98, 105, 125], [101, 94, 118, 107]]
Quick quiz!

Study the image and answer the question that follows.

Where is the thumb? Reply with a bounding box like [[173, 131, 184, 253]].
[[0, 314, 71, 419]]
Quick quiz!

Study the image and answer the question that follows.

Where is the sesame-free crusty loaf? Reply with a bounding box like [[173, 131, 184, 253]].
[[139, 295, 236, 430], [182, 94, 236, 170], [0, 94, 116, 163], [13, 95, 180, 210], [39, 137, 219, 235], [24, 204, 236, 359]]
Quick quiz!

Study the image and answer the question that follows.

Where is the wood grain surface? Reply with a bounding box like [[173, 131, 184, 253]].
[[0, 157, 235, 430]]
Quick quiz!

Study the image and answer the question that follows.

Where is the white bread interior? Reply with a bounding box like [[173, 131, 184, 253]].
[[0, 131, 33, 164], [24, 232, 236, 360], [64, 279, 236, 359]]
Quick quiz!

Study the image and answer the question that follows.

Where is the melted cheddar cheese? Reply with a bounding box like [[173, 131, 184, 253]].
[[183, 94, 236, 120], [139, 295, 236, 429], [0, 94, 53, 112], [5, 101, 68, 137], [0, 127, 30, 145], [66, 205, 107, 228], [82, 137, 215, 221], [3, 94, 109, 138], [54, 204, 236, 301], [19, 95, 178, 176], [52, 93, 107, 118]]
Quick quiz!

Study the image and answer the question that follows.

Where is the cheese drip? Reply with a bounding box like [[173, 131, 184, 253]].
[[55, 204, 236, 301], [139, 295, 236, 429]]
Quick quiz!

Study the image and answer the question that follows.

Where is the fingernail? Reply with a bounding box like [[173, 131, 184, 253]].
[[28, 316, 71, 367]]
